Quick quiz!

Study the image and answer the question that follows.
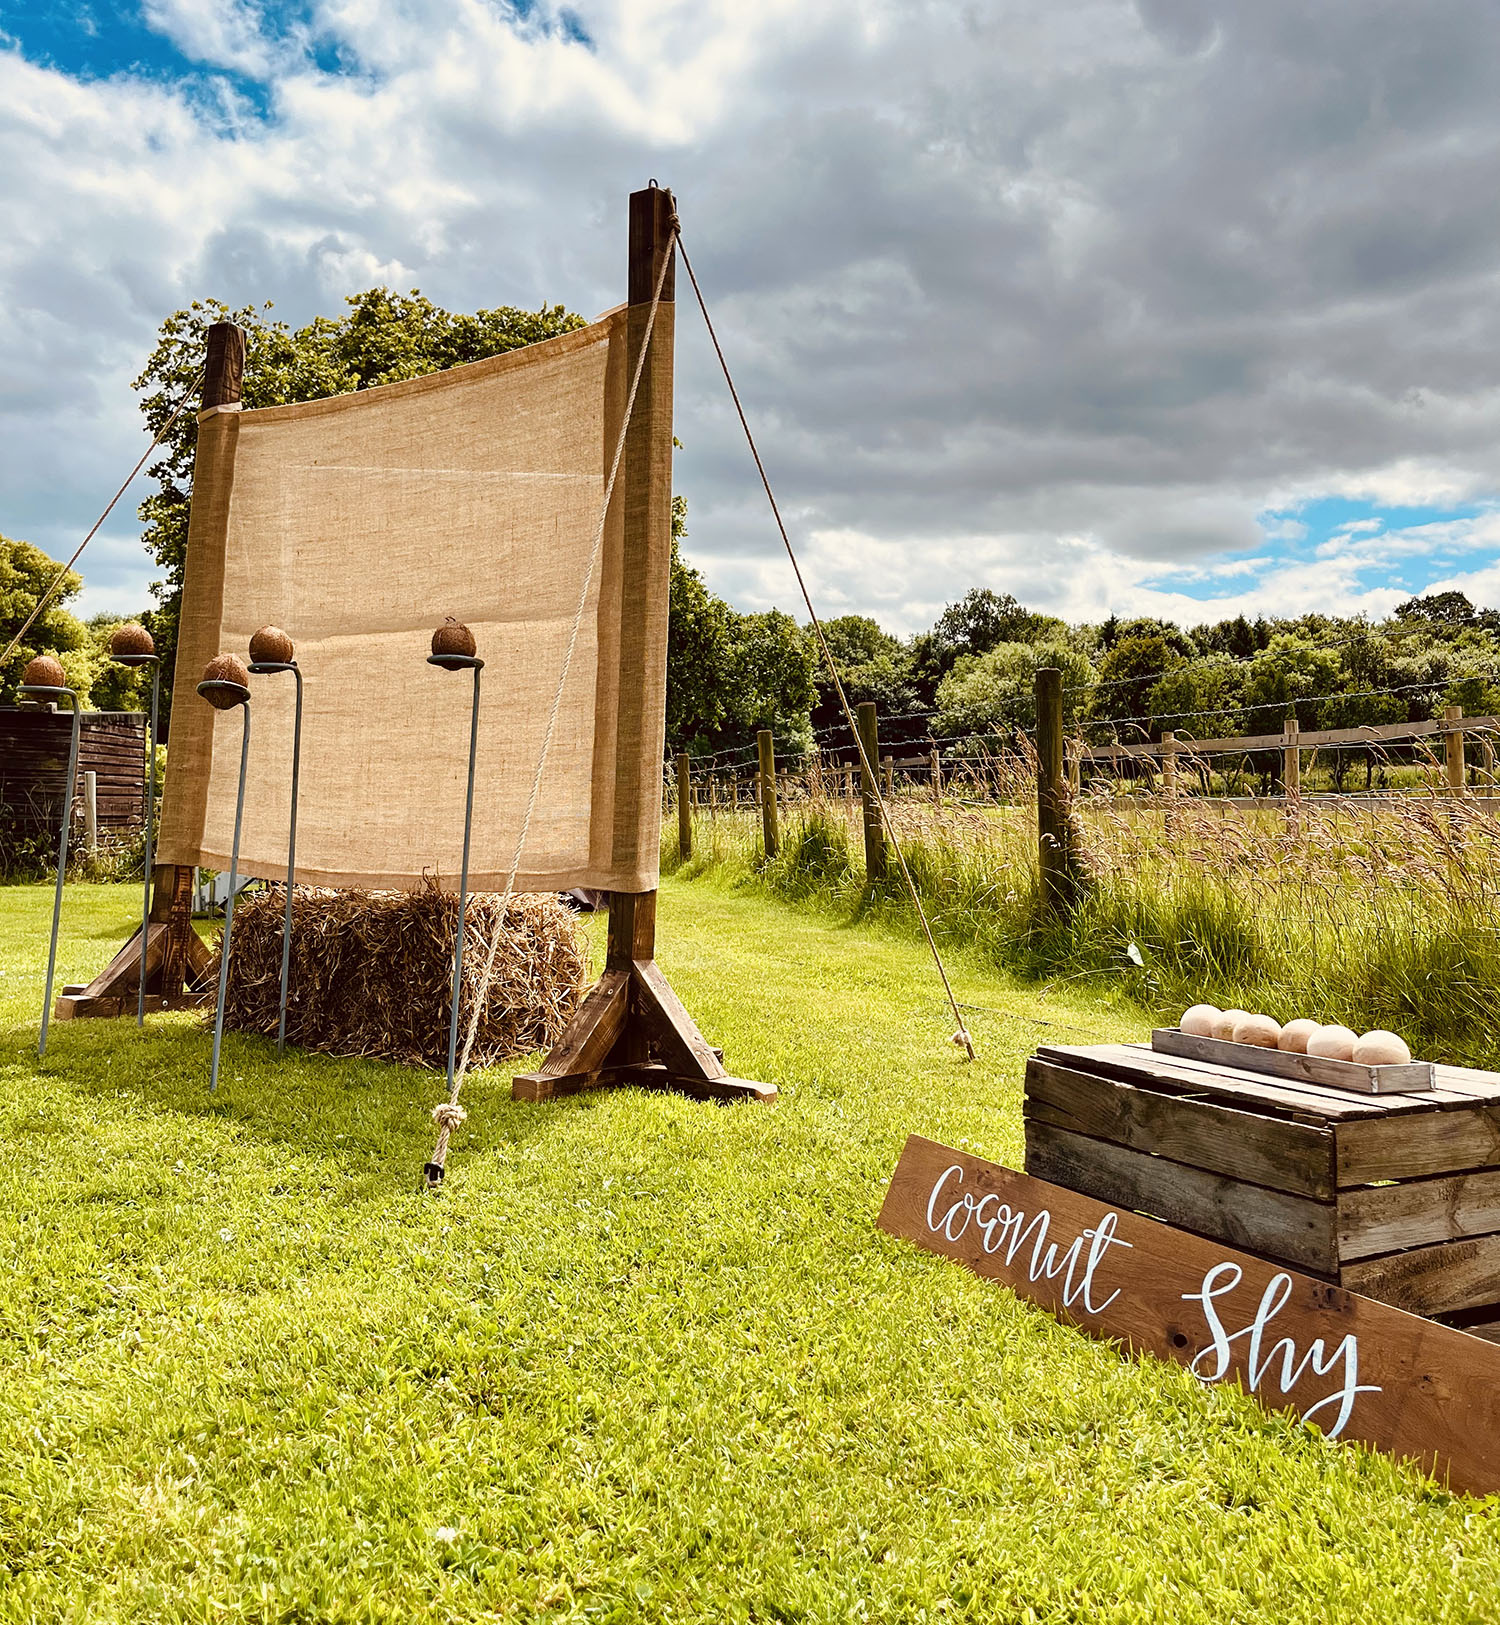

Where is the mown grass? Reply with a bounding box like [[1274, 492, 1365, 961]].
[[2, 880, 1499, 1622], [668, 788, 1500, 1069]]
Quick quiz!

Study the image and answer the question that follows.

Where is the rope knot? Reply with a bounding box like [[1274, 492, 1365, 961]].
[[431, 1102, 467, 1130]]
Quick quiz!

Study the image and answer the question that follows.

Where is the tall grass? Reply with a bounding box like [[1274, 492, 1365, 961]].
[[666, 778, 1500, 1068]]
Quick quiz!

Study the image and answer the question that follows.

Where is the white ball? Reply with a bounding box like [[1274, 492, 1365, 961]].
[[1180, 1004, 1221, 1037], [1306, 1024, 1358, 1062], [1212, 1008, 1249, 1042], [1353, 1030, 1413, 1067], [1232, 1012, 1282, 1049], [1278, 1018, 1320, 1054]]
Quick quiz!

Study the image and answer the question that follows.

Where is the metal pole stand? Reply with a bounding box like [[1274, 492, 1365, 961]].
[[425, 648, 484, 1191], [247, 657, 304, 1051], [197, 673, 253, 1092], [20, 682, 82, 1058]]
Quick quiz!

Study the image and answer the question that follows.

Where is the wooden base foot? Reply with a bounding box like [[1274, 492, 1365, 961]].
[[59, 889, 215, 1020], [513, 891, 773, 1106]]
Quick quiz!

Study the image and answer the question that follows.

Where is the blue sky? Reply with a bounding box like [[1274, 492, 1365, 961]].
[[2, 0, 1499, 634]]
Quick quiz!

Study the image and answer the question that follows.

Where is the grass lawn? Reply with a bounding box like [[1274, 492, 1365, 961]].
[[1, 877, 1497, 1623]]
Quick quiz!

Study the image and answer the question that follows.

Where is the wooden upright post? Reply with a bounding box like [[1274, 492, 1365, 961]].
[[1283, 718, 1301, 798], [1444, 705, 1466, 795], [930, 747, 942, 807], [1035, 667, 1074, 914], [676, 751, 692, 859], [1162, 732, 1177, 798], [758, 730, 779, 857], [513, 186, 772, 1106], [83, 770, 98, 853], [55, 323, 240, 1020], [857, 701, 886, 882]]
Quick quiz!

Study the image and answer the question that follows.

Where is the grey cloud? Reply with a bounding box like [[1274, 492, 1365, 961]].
[[3, 0, 1500, 631]]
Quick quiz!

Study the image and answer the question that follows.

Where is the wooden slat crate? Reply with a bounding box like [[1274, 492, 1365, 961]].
[[1024, 1043, 1500, 1335]]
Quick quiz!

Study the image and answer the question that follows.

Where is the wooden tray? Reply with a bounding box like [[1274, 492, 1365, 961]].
[[1151, 1027, 1436, 1096]]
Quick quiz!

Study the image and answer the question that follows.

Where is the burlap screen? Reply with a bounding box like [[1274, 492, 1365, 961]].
[[156, 304, 674, 893]]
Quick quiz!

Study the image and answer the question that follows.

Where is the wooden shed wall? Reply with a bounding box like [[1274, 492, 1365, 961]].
[[0, 710, 147, 834]]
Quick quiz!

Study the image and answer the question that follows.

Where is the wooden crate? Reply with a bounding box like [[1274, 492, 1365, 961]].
[[1024, 1043, 1500, 1336]]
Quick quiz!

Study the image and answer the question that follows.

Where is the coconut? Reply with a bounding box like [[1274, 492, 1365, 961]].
[[21, 654, 66, 689], [1180, 1003, 1220, 1038], [1277, 1018, 1320, 1054], [432, 617, 477, 658], [1212, 1008, 1249, 1042], [1353, 1030, 1413, 1067], [201, 653, 251, 708], [1232, 1012, 1282, 1049], [1306, 1024, 1358, 1062], [109, 622, 154, 658], [249, 625, 294, 665]]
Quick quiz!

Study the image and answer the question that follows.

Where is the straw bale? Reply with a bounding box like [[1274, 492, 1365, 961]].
[[211, 878, 588, 1068]]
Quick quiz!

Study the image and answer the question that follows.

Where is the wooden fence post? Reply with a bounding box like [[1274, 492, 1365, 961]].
[[882, 754, 894, 799], [1482, 736, 1497, 787], [676, 751, 692, 859], [83, 770, 98, 853], [1035, 667, 1073, 913], [930, 747, 942, 807], [857, 701, 886, 881], [757, 730, 779, 858], [1283, 718, 1301, 798], [1161, 732, 1177, 799], [1445, 705, 1466, 794]]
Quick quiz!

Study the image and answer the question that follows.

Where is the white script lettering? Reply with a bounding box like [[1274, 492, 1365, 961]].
[[1182, 1263, 1381, 1439]]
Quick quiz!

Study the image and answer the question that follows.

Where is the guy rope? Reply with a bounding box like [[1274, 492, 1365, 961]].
[[425, 197, 975, 1187]]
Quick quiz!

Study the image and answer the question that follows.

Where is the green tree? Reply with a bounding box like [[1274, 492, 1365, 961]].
[[0, 537, 96, 706], [1145, 652, 1245, 740], [1240, 633, 1343, 730], [666, 498, 736, 750], [809, 615, 923, 741], [727, 610, 817, 751], [134, 290, 586, 731], [1088, 634, 1185, 736], [935, 640, 1095, 738]]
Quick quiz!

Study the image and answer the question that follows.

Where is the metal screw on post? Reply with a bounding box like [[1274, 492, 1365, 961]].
[[110, 629, 161, 1025], [248, 629, 304, 1052], [197, 660, 253, 1092], [425, 635, 485, 1191], [19, 673, 81, 1058]]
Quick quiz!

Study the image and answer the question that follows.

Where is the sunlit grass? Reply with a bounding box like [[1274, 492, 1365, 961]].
[[668, 785, 1500, 1069], [1, 880, 1499, 1621]]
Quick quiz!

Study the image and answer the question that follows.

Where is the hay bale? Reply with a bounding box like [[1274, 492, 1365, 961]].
[[212, 879, 588, 1068]]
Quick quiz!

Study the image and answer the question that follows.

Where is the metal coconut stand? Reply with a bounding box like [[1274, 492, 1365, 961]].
[[197, 672, 253, 1092], [247, 652, 304, 1051], [20, 680, 82, 1058], [425, 646, 484, 1189]]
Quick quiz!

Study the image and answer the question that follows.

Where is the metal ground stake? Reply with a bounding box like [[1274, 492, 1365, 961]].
[[198, 676, 252, 1092], [426, 649, 484, 1189], [248, 659, 303, 1051], [20, 683, 81, 1058], [113, 651, 161, 1024]]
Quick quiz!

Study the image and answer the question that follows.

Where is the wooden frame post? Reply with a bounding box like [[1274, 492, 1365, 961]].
[[55, 323, 241, 1020], [513, 185, 773, 1106]]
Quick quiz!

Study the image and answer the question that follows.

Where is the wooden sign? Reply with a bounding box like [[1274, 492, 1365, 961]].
[[877, 1134, 1500, 1496]]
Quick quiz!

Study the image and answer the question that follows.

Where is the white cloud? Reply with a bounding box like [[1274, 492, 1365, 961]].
[[3, 0, 1500, 630]]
